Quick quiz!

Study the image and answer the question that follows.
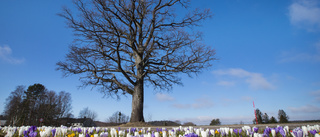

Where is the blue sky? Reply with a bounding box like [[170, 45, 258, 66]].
[[1, 0, 320, 125]]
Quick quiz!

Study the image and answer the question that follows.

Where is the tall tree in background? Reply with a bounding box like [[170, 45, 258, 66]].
[[278, 109, 289, 123], [262, 113, 269, 124], [3, 85, 25, 126], [107, 111, 130, 123], [3, 84, 73, 126], [269, 116, 277, 123], [252, 108, 263, 124], [57, 0, 215, 122], [79, 107, 98, 120]]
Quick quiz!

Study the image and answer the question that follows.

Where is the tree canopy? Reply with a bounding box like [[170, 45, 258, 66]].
[[3, 84, 72, 126], [57, 0, 215, 122]]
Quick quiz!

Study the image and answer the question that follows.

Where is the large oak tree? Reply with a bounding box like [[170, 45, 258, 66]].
[[57, 0, 216, 122]]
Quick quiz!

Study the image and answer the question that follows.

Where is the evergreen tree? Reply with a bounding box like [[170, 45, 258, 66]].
[[278, 109, 289, 123], [262, 113, 269, 124], [269, 116, 278, 123], [253, 108, 263, 124]]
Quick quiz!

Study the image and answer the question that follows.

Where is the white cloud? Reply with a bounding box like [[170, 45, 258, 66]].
[[289, 0, 320, 31], [192, 98, 214, 109], [310, 90, 320, 102], [217, 81, 235, 86], [172, 97, 214, 109], [212, 68, 275, 90], [0, 45, 25, 64], [288, 105, 320, 113], [171, 104, 191, 109], [310, 89, 320, 95], [241, 96, 253, 101], [280, 41, 320, 63], [156, 93, 174, 102]]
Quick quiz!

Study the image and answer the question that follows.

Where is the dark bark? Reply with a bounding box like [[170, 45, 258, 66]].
[[131, 78, 145, 122]]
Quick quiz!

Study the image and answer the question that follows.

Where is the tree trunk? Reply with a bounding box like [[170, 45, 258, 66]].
[[130, 78, 145, 122]]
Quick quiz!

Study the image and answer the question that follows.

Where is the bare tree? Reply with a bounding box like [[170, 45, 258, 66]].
[[4, 85, 25, 126], [57, 0, 215, 122], [107, 111, 129, 123], [57, 91, 73, 118], [79, 107, 98, 120]]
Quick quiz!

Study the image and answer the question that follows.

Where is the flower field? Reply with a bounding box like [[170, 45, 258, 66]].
[[0, 125, 319, 137]]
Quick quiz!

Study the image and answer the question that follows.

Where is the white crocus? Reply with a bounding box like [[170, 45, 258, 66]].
[[155, 132, 160, 137], [210, 129, 215, 137], [127, 133, 132, 137], [271, 129, 276, 137], [163, 131, 167, 137], [301, 126, 308, 137], [201, 130, 208, 137]]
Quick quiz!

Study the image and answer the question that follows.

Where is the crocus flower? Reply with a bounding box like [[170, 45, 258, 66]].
[[52, 128, 56, 137], [279, 128, 286, 137], [155, 132, 160, 137], [185, 133, 199, 137], [29, 131, 37, 137], [253, 127, 259, 133], [23, 130, 28, 137], [310, 130, 317, 135], [271, 129, 276, 137], [78, 128, 82, 133]]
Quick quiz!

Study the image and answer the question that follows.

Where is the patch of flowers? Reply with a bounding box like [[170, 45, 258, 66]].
[[0, 125, 319, 137]]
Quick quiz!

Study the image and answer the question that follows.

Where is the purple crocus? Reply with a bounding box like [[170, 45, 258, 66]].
[[86, 133, 90, 137], [52, 128, 57, 137], [253, 127, 259, 133], [310, 130, 317, 135], [29, 131, 37, 137], [23, 130, 28, 137], [78, 128, 82, 133], [185, 133, 199, 137], [247, 128, 253, 136], [234, 129, 238, 135], [132, 128, 137, 132], [263, 128, 271, 137], [275, 127, 280, 134], [101, 133, 108, 137], [279, 128, 286, 137]]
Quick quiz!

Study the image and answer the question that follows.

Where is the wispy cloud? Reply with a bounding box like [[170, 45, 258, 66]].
[[279, 41, 320, 63], [217, 81, 235, 86], [0, 45, 25, 64], [172, 97, 213, 109], [212, 68, 275, 90], [241, 96, 253, 101], [156, 93, 174, 102], [310, 90, 320, 102], [289, 0, 320, 31], [288, 105, 320, 113]]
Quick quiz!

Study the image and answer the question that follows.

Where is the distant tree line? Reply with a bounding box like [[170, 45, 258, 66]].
[[3, 84, 73, 126], [253, 108, 289, 124]]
